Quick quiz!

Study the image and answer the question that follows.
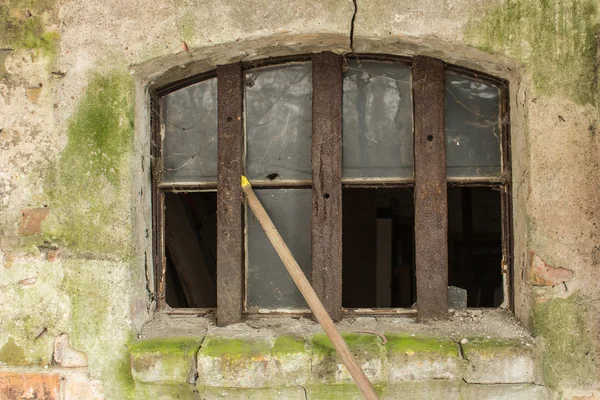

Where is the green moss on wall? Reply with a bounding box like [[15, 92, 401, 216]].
[[201, 337, 272, 359], [271, 335, 307, 356], [465, 0, 600, 106], [0, 337, 27, 365], [533, 294, 597, 388], [45, 71, 135, 256], [385, 334, 459, 357], [312, 333, 382, 357], [0, 0, 59, 59], [130, 337, 202, 357]]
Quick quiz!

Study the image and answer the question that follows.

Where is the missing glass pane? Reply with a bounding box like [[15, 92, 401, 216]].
[[445, 72, 502, 177], [162, 78, 218, 183], [246, 189, 312, 311], [342, 61, 413, 178], [342, 188, 416, 308], [448, 187, 503, 307], [164, 192, 217, 308], [245, 63, 312, 181]]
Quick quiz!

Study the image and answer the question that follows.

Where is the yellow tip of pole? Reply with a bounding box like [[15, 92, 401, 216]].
[[241, 175, 250, 188]]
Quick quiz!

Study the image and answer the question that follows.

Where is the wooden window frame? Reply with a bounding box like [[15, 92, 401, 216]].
[[151, 53, 512, 325]]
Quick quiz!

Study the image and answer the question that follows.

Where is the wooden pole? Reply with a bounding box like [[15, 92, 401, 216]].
[[241, 176, 380, 400]]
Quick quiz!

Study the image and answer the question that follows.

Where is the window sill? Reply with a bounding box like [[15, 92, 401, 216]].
[[130, 309, 548, 398]]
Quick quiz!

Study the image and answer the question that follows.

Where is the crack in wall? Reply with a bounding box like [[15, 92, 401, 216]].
[[349, 0, 357, 52]]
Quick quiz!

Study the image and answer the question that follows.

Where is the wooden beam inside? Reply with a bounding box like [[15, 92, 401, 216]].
[[311, 52, 343, 322], [216, 63, 244, 326], [412, 55, 449, 320]]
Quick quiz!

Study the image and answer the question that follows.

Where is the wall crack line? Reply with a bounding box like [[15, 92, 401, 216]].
[[350, 0, 357, 52]]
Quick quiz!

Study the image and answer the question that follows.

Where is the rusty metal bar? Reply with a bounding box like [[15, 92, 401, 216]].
[[216, 63, 245, 326], [311, 52, 343, 322], [413, 56, 449, 320]]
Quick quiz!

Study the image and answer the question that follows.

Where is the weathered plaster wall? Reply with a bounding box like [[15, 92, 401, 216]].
[[0, 0, 598, 398]]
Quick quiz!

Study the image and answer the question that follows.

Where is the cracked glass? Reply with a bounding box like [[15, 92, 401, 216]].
[[342, 60, 413, 179], [445, 71, 502, 177], [245, 63, 312, 182], [246, 189, 312, 310], [161, 78, 218, 183]]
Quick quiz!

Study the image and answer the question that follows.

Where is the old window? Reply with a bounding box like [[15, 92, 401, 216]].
[[152, 53, 511, 324]]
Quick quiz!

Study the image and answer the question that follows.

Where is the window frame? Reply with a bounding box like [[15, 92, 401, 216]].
[[150, 52, 513, 324]]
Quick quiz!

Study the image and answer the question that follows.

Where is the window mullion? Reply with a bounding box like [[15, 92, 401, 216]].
[[311, 52, 343, 322], [412, 55, 449, 320], [216, 62, 244, 326]]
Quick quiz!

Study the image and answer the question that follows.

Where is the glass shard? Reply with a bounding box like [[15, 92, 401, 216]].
[[246, 189, 312, 310], [342, 61, 413, 179], [245, 63, 312, 182], [445, 72, 502, 177], [162, 78, 218, 183]]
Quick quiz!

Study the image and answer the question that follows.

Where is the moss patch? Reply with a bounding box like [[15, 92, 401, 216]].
[[533, 294, 596, 388], [465, 0, 600, 106], [0, 0, 59, 59], [0, 337, 27, 365], [200, 337, 271, 359], [44, 71, 135, 257], [130, 337, 202, 357], [312, 333, 382, 357], [385, 334, 459, 357], [462, 337, 533, 358], [271, 335, 307, 356]]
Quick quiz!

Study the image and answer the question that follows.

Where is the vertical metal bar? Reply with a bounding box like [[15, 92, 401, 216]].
[[216, 63, 244, 326], [499, 83, 513, 311], [413, 56, 449, 320], [311, 52, 343, 322], [151, 94, 167, 310]]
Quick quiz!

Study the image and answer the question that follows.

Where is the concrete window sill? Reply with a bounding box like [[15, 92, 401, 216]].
[[129, 309, 549, 399]]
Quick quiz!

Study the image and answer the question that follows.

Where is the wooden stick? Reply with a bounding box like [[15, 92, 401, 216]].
[[241, 176, 380, 400]]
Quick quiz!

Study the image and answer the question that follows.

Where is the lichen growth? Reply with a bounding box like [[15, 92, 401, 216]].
[[385, 334, 459, 357], [462, 337, 533, 358], [200, 337, 271, 359], [465, 0, 600, 106], [0, 0, 60, 60], [271, 335, 307, 356], [312, 333, 382, 357], [177, 12, 195, 44], [44, 71, 135, 257], [533, 294, 597, 388], [0, 337, 27, 365], [130, 337, 202, 357]]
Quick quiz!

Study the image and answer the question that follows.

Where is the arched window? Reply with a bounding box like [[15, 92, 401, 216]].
[[151, 53, 510, 325]]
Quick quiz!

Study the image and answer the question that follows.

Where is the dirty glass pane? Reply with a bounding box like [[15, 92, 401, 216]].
[[342, 61, 413, 178], [162, 78, 218, 183], [246, 189, 311, 310], [445, 72, 502, 177], [246, 63, 312, 181]]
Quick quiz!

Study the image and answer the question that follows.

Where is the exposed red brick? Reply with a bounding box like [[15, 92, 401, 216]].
[[0, 372, 60, 400], [46, 250, 60, 262], [18, 208, 50, 236], [530, 251, 575, 286]]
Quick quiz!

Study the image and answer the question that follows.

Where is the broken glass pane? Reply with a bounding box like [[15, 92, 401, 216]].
[[246, 189, 311, 310], [246, 63, 312, 181], [342, 61, 413, 178], [162, 78, 218, 183], [445, 72, 502, 177]]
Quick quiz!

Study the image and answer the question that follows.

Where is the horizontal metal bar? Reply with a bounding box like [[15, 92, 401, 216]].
[[164, 308, 215, 316], [342, 308, 417, 315], [158, 182, 218, 190], [249, 179, 312, 188], [447, 176, 506, 185]]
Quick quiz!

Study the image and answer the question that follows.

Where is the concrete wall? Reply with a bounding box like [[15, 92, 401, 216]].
[[0, 0, 598, 398]]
